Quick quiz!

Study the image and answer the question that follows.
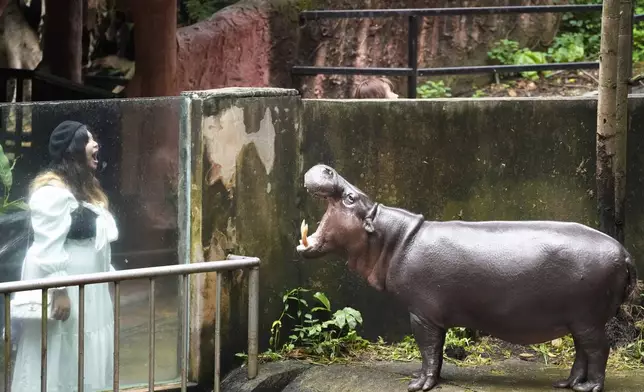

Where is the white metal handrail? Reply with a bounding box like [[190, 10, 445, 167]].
[[0, 254, 260, 392]]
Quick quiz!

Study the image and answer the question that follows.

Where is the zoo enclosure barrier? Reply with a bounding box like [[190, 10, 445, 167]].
[[0, 254, 261, 392], [292, 4, 644, 98]]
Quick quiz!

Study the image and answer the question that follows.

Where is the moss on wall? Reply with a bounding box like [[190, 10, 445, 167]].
[[299, 97, 601, 340]]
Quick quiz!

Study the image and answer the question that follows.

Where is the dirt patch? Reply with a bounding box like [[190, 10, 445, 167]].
[[450, 69, 600, 99]]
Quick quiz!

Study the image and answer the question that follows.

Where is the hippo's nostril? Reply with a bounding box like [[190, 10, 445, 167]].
[[323, 167, 333, 177]]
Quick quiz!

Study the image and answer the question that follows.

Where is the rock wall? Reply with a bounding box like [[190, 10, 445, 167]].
[[175, 0, 301, 93], [295, 0, 564, 98], [172, 0, 564, 98]]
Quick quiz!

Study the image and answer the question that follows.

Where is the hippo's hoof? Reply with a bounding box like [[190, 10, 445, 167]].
[[572, 381, 603, 392], [553, 376, 585, 389], [407, 373, 438, 391]]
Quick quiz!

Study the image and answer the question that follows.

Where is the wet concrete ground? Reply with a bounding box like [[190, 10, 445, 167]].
[[223, 358, 644, 392], [0, 276, 182, 391]]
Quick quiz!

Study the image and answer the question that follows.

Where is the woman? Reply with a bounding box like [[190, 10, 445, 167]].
[[352, 77, 400, 99], [11, 120, 118, 392]]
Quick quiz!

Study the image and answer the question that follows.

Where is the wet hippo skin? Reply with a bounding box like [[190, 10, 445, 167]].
[[296, 164, 638, 392]]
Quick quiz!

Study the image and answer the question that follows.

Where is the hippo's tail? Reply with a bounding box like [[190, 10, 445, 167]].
[[622, 251, 640, 305]]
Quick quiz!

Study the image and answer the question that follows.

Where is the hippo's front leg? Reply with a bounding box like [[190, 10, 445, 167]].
[[408, 313, 446, 392]]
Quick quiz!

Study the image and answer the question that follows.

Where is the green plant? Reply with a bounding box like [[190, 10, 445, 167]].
[[488, 40, 550, 80], [0, 144, 27, 214], [182, 0, 238, 24], [257, 287, 368, 363], [472, 89, 487, 98], [548, 33, 586, 63], [417, 80, 452, 98], [487, 39, 520, 65]]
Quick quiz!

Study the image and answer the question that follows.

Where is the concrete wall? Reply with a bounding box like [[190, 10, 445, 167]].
[[188, 90, 644, 384], [185, 88, 303, 384]]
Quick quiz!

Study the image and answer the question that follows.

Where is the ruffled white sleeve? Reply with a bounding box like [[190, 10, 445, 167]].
[[22, 185, 78, 280]]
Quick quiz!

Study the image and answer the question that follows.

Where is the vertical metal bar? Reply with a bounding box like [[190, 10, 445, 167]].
[[41, 289, 48, 392], [4, 293, 11, 392], [148, 279, 155, 392], [407, 15, 420, 98], [78, 285, 85, 392], [15, 77, 23, 103], [213, 273, 222, 392], [180, 274, 188, 392], [113, 282, 120, 392], [247, 267, 259, 379]]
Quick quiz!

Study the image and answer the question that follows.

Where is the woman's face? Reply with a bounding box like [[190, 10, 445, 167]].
[[85, 131, 99, 171]]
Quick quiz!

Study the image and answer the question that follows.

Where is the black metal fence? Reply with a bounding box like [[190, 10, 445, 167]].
[[292, 5, 643, 98]]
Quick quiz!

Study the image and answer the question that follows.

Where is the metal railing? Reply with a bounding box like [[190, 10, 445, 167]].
[[292, 4, 644, 98], [0, 254, 260, 392]]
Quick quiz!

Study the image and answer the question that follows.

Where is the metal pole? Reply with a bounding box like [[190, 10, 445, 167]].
[[247, 267, 259, 379], [40, 289, 47, 392], [78, 285, 85, 392], [4, 293, 11, 392], [407, 15, 419, 98], [113, 282, 120, 392], [148, 279, 156, 392], [213, 273, 222, 392], [180, 274, 188, 392]]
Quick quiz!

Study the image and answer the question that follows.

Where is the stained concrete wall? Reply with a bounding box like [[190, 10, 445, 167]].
[[187, 89, 644, 384], [184, 88, 303, 385]]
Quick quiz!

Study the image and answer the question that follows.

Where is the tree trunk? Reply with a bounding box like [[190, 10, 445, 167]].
[[41, 0, 83, 83], [614, 0, 632, 245], [596, 0, 621, 239], [130, 0, 177, 97]]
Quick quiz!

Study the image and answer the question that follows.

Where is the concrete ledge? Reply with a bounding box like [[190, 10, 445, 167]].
[[181, 87, 300, 100]]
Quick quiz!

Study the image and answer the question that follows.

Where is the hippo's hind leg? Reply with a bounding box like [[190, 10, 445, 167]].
[[407, 313, 445, 392], [553, 335, 588, 389], [566, 324, 610, 392]]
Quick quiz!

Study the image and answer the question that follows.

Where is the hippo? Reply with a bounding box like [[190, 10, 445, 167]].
[[295, 164, 638, 392]]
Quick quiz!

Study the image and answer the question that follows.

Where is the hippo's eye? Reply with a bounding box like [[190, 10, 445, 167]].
[[344, 194, 355, 205]]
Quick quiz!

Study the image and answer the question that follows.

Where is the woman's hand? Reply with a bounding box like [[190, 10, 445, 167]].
[[51, 289, 71, 321]]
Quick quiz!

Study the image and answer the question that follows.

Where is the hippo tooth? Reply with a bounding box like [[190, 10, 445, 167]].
[[301, 219, 309, 247]]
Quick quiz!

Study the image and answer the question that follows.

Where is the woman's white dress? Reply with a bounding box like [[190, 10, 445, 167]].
[[10, 184, 118, 392]]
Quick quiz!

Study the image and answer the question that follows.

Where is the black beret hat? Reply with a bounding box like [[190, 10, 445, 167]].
[[49, 120, 87, 162]]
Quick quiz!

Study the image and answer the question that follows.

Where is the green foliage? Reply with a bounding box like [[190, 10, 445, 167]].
[[548, 33, 586, 63], [416, 80, 452, 98], [252, 287, 368, 363], [487, 40, 550, 80], [485, 0, 644, 82], [181, 0, 238, 24], [472, 89, 487, 98], [559, 0, 644, 62], [0, 144, 27, 214], [487, 39, 520, 65]]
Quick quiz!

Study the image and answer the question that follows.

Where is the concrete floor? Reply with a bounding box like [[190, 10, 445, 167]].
[[224, 359, 644, 392]]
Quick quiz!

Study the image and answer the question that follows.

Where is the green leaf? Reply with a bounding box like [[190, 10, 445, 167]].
[[314, 292, 331, 311], [0, 143, 12, 191], [334, 311, 347, 330]]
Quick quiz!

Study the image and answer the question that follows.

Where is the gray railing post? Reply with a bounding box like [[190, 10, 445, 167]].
[[247, 266, 259, 379]]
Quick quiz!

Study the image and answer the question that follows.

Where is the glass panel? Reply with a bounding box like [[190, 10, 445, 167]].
[[0, 96, 188, 389]]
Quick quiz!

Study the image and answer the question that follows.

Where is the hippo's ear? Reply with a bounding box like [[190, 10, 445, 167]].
[[363, 203, 378, 233], [363, 218, 375, 233]]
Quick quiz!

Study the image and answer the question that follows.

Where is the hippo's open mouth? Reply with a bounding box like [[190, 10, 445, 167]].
[[296, 190, 332, 258]]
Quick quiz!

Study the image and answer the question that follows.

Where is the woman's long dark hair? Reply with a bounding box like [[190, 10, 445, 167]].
[[30, 127, 108, 207]]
